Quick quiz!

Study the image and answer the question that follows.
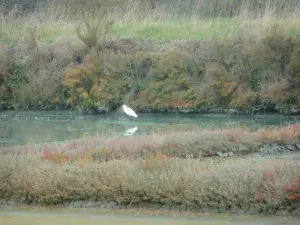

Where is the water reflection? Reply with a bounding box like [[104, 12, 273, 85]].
[[124, 126, 138, 136], [0, 110, 299, 146]]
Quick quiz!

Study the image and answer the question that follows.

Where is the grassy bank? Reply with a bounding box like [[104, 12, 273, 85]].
[[1, 1, 300, 114], [0, 124, 300, 214]]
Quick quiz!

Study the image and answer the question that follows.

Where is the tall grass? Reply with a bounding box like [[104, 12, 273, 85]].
[[1, 0, 300, 43], [2, 0, 300, 20]]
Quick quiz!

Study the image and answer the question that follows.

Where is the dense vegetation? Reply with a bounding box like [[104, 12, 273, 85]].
[[0, 124, 300, 214], [1, 0, 300, 114]]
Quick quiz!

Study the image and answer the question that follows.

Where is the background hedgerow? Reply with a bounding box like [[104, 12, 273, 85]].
[[1, 1, 300, 113], [32, 27, 300, 112]]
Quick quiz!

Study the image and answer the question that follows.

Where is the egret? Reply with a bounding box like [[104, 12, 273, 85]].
[[121, 104, 138, 118]]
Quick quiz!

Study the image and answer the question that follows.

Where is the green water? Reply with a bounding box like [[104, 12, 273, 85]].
[[0, 207, 299, 225], [0, 110, 300, 146]]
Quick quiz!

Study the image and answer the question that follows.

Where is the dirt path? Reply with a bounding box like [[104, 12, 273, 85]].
[[0, 207, 299, 225]]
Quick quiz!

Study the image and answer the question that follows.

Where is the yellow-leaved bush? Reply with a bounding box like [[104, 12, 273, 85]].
[[63, 50, 134, 109]]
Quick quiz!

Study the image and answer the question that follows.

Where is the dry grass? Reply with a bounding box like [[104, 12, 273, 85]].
[[2, 1, 300, 46], [0, 153, 299, 213], [0, 123, 299, 213], [255, 124, 300, 143], [2, 13, 300, 43]]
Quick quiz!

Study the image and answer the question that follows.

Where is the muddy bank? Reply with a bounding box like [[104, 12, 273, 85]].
[[258, 142, 300, 156], [201, 142, 300, 158], [1, 106, 300, 116], [135, 107, 300, 116]]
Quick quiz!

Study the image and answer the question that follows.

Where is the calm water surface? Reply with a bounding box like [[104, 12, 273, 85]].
[[0, 207, 299, 225], [0, 110, 300, 146]]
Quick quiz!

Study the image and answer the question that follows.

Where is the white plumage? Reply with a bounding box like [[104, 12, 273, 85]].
[[121, 104, 138, 118]]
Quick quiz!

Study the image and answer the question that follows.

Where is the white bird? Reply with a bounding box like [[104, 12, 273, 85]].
[[121, 104, 138, 118]]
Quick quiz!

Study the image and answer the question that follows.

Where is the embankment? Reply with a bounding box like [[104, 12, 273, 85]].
[[1, 19, 300, 115]]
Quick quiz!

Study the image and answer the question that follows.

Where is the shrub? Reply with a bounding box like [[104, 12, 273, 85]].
[[0, 154, 299, 214], [142, 48, 202, 108], [286, 47, 300, 106], [76, 17, 113, 49], [230, 87, 259, 111], [284, 178, 300, 201], [63, 50, 132, 110], [0, 51, 15, 106], [0, 57, 27, 108], [40, 146, 94, 167]]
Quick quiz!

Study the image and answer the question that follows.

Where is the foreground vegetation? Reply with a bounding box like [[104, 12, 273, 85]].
[[1, 0, 300, 114], [1, 155, 300, 214], [0, 124, 300, 214]]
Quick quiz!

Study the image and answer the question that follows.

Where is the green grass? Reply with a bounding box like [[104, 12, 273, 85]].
[[0, 22, 75, 43], [2, 18, 300, 44], [108, 20, 233, 41]]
